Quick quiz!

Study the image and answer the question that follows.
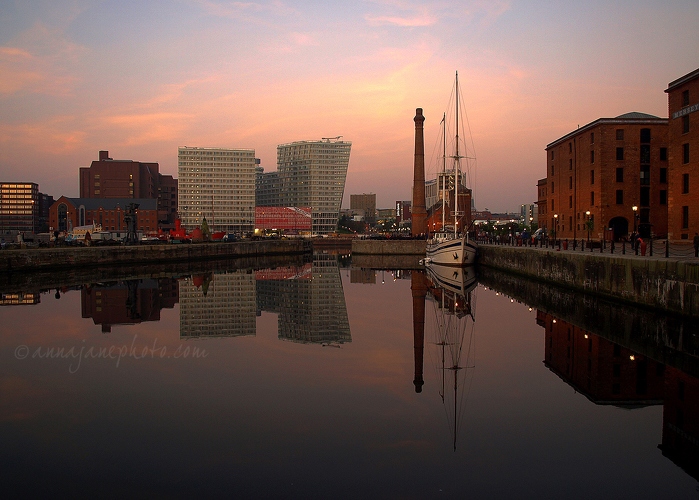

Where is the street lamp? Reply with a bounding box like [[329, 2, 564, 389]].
[[553, 213, 558, 245], [585, 210, 591, 244], [632, 205, 638, 233]]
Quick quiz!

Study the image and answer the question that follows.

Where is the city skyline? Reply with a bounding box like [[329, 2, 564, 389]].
[[1, 1, 697, 211]]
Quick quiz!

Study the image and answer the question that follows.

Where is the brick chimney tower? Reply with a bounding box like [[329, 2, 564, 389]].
[[411, 108, 427, 237]]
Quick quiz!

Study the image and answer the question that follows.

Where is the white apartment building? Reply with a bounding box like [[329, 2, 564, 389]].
[[277, 137, 351, 235], [178, 147, 256, 233]]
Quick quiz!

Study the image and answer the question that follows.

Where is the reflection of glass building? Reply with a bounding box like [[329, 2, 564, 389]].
[[257, 254, 351, 344], [0, 292, 40, 306], [179, 271, 256, 339], [81, 279, 178, 333], [539, 311, 664, 405]]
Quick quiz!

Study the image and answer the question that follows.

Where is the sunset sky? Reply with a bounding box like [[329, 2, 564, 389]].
[[1, 0, 697, 211]]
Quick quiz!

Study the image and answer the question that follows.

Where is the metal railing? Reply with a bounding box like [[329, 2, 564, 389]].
[[476, 235, 699, 260]]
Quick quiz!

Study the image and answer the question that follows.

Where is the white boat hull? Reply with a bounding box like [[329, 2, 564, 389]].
[[425, 236, 477, 267]]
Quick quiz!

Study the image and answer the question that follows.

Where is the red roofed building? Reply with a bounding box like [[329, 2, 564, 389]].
[[255, 207, 312, 233]]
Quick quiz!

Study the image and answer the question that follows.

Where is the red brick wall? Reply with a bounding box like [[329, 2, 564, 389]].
[[48, 197, 158, 233], [667, 72, 699, 241], [545, 119, 668, 241]]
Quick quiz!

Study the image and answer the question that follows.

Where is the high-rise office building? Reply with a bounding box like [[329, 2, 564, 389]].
[[255, 166, 280, 208], [178, 147, 257, 234], [0, 182, 39, 235], [276, 137, 351, 235]]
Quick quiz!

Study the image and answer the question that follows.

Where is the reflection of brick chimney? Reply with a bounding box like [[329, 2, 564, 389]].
[[99, 150, 109, 161], [412, 109, 427, 237], [412, 271, 428, 393]]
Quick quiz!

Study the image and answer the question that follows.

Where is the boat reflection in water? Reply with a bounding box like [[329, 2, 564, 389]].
[[423, 264, 477, 451]]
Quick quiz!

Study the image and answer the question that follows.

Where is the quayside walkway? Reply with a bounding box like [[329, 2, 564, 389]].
[[480, 235, 698, 260], [477, 240, 699, 317]]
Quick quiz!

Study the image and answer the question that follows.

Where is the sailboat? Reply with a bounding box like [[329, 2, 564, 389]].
[[425, 71, 477, 267], [425, 264, 477, 451]]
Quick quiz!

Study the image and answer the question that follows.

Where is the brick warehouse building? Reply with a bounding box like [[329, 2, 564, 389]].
[[79, 151, 177, 229], [49, 197, 158, 234], [540, 113, 668, 241], [350, 193, 377, 224], [666, 68, 699, 241]]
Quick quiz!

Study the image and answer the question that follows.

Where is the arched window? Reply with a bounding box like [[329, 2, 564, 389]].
[[79, 206, 86, 226], [58, 203, 68, 232]]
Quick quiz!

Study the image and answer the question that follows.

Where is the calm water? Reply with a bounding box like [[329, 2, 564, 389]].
[[0, 253, 697, 499]]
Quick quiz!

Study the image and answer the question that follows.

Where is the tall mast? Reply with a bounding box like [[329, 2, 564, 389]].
[[442, 113, 446, 232], [454, 71, 460, 236]]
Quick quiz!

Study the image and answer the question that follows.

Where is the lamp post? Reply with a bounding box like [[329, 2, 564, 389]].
[[632, 205, 638, 233], [585, 210, 591, 244], [553, 213, 558, 245]]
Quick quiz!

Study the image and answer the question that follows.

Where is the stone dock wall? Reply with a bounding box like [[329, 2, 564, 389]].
[[478, 244, 699, 317], [1, 239, 311, 273], [351, 239, 426, 255]]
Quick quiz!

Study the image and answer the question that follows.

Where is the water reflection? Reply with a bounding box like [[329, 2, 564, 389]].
[[257, 253, 351, 345], [0, 291, 40, 305], [51, 253, 352, 344], [423, 265, 477, 451], [82, 279, 178, 333], [478, 265, 699, 482], [180, 271, 257, 338], [1, 255, 698, 496]]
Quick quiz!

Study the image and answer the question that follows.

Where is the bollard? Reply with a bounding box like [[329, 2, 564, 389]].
[[582, 240, 585, 251], [611, 240, 614, 254], [623, 240, 626, 255]]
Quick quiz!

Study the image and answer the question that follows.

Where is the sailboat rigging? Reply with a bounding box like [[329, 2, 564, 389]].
[[425, 71, 478, 267], [425, 264, 477, 451]]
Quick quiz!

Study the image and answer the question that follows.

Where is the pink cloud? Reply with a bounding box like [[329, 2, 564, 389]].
[[365, 14, 437, 27]]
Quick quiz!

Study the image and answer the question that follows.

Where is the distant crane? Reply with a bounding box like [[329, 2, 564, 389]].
[[321, 136, 342, 142]]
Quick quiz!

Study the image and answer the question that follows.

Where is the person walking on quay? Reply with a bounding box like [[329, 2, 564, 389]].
[[694, 232, 699, 257]]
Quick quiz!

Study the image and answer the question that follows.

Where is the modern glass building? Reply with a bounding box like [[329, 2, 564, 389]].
[[276, 138, 351, 235], [0, 182, 39, 235], [178, 147, 257, 234]]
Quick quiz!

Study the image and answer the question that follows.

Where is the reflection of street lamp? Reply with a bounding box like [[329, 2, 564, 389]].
[[632, 205, 638, 233], [585, 210, 591, 243]]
